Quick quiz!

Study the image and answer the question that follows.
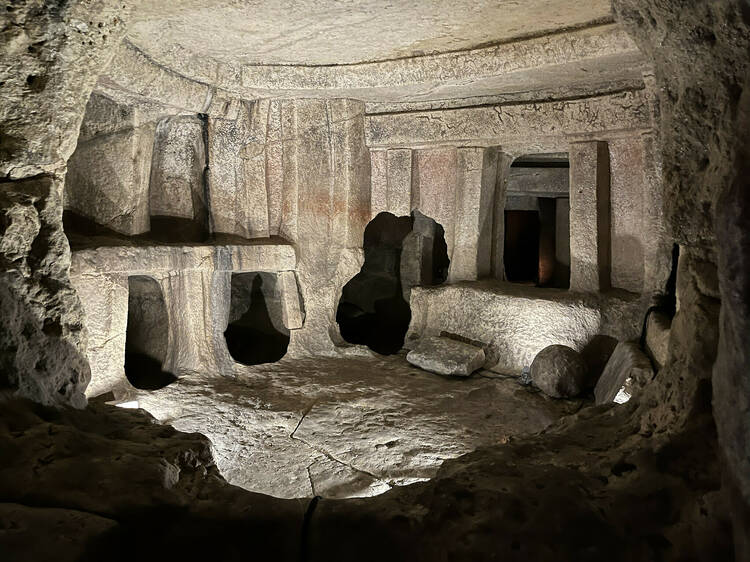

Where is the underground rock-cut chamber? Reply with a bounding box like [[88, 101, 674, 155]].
[[224, 272, 291, 365], [337, 211, 449, 355], [124, 275, 176, 390]]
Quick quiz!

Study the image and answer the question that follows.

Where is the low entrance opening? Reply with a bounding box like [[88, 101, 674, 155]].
[[225, 273, 290, 365], [503, 154, 570, 288], [125, 276, 176, 390], [337, 211, 449, 355]]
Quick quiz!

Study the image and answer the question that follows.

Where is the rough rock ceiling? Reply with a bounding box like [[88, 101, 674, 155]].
[[129, 0, 613, 66]]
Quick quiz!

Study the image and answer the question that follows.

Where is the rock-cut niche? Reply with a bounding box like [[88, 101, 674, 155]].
[[503, 154, 570, 288], [124, 276, 177, 390], [337, 211, 449, 355], [224, 273, 291, 365]]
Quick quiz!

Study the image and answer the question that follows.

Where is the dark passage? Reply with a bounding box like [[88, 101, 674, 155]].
[[225, 273, 290, 365], [504, 210, 540, 284], [125, 276, 176, 390], [337, 211, 449, 355]]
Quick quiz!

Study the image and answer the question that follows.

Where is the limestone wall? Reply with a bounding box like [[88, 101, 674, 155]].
[[366, 94, 670, 296]]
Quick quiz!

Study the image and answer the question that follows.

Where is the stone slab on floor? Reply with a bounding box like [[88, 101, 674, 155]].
[[594, 341, 654, 405], [406, 336, 485, 376]]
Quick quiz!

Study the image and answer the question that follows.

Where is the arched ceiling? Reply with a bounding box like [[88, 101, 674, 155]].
[[129, 0, 613, 66], [102, 0, 647, 110]]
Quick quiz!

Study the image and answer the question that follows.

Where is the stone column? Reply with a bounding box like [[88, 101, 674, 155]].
[[207, 100, 270, 239], [159, 271, 222, 375], [449, 147, 499, 282], [71, 273, 129, 397], [412, 148, 458, 262], [491, 152, 515, 280], [370, 148, 412, 218], [569, 141, 611, 292]]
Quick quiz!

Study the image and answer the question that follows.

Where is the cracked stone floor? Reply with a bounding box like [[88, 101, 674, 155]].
[[133, 354, 583, 499]]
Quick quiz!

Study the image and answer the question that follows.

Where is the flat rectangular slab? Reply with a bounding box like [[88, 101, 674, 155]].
[[71, 242, 296, 275], [594, 341, 654, 405], [407, 336, 485, 377]]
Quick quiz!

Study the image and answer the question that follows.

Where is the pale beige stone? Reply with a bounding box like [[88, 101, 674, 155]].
[[406, 336, 486, 377], [450, 147, 499, 282], [569, 141, 611, 292], [70, 273, 129, 398], [594, 341, 654, 404], [408, 281, 648, 374]]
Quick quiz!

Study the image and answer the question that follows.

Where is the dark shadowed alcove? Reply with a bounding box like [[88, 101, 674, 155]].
[[224, 273, 290, 365], [337, 211, 449, 355], [125, 276, 176, 390], [503, 154, 570, 288]]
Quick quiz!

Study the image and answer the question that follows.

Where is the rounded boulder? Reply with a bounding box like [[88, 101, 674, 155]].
[[530, 344, 588, 398]]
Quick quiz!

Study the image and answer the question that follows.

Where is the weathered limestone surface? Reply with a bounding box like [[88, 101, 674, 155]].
[[66, 120, 154, 235], [68, 237, 302, 395], [406, 336, 485, 377], [366, 91, 651, 150], [612, 2, 750, 555], [70, 273, 128, 398], [645, 310, 671, 371], [530, 344, 588, 398], [369, 149, 412, 218], [408, 281, 647, 374], [0, 397, 305, 560], [569, 141, 611, 292], [116, 20, 640, 104], [149, 115, 206, 221], [491, 152, 515, 280], [450, 147, 498, 282], [208, 100, 270, 238], [70, 242, 296, 275], [506, 167, 568, 197], [136, 356, 576, 499], [0, 177, 90, 407], [594, 341, 653, 405]]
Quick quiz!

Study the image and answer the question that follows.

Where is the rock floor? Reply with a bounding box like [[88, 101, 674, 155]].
[[133, 354, 583, 499]]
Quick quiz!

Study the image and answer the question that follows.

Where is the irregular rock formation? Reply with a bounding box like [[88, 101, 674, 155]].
[[530, 344, 588, 398]]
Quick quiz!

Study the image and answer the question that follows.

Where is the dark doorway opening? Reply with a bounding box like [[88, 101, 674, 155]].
[[125, 276, 176, 390], [502, 154, 570, 288], [336, 211, 449, 355], [504, 210, 540, 283], [225, 273, 290, 365]]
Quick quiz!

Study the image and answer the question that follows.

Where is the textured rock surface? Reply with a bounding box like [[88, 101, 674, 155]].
[[135, 356, 577, 499], [0, 177, 90, 407], [408, 281, 648, 373], [406, 337, 485, 377], [645, 310, 671, 370], [0, 395, 305, 561], [594, 341, 653, 405], [530, 344, 588, 398], [612, 1, 750, 555]]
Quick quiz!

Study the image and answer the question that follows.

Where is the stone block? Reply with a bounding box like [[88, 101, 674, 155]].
[[450, 147, 498, 282], [278, 271, 305, 330], [594, 341, 653, 405], [65, 125, 154, 235], [406, 336, 485, 376], [149, 115, 206, 222], [71, 273, 129, 398]]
